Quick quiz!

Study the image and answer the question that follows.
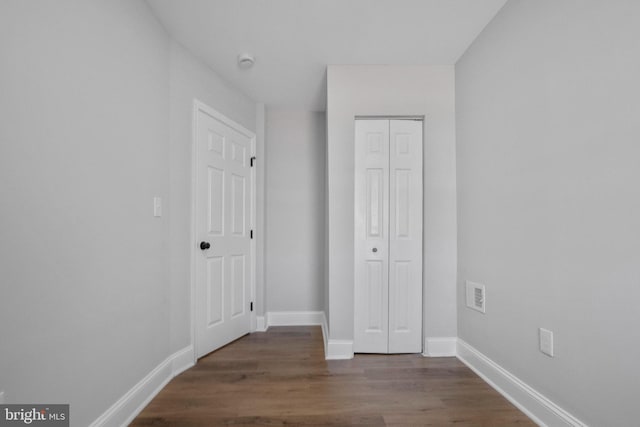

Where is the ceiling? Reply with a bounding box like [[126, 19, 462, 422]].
[[147, 0, 508, 111]]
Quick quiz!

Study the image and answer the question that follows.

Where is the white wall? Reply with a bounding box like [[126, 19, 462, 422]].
[[168, 40, 258, 351], [265, 109, 326, 312], [326, 65, 458, 344], [0, 1, 170, 425], [456, 1, 640, 425], [0, 2, 260, 425]]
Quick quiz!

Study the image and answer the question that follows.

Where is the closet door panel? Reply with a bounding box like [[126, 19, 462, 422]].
[[389, 120, 423, 353], [354, 120, 390, 353]]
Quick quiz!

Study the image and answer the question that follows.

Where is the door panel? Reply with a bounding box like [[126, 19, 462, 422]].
[[366, 260, 384, 331], [208, 131, 225, 155], [354, 120, 390, 353], [366, 169, 384, 237], [388, 120, 423, 353], [230, 255, 245, 318], [231, 140, 246, 166], [208, 167, 224, 235], [231, 174, 246, 236], [354, 119, 423, 354], [206, 257, 224, 326], [392, 260, 410, 331], [196, 107, 253, 358]]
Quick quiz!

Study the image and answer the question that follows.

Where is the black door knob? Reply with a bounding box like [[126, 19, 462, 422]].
[[200, 241, 211, 250]]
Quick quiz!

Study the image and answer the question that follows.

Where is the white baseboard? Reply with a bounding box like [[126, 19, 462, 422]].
[[171, 345, 195, 377], [326, 339, 354, 360], [320, 312, 329, 356], [256, 315, 268, 332], [90, 346, 194, 427], [319, 312, 353, 360], [457, 339, 586, 427], [266, 311, 325, 327], [423, 337, 457, 357]]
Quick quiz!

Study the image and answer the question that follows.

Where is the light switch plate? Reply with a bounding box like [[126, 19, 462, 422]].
[[539, 328, 554, 357], [153, 197, 162, 217]]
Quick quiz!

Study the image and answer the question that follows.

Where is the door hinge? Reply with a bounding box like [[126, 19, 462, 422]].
[[250, 229, 254, 239], [250, 301, 254, 312], [250, 156, 256, 167]]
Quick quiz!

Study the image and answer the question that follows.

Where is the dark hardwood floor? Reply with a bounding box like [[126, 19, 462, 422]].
[[131, 326, 535, 426]]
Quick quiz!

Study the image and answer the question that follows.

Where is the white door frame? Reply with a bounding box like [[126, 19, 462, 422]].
[[190, 100, 257, 363], [353, 115, 426, 354]]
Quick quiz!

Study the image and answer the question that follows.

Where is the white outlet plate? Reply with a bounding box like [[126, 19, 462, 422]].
[[539, 328, 554, 357], [153, 197, 162, 217]]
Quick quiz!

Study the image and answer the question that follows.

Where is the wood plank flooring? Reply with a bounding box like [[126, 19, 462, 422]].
[[131, 326, 535, 426]]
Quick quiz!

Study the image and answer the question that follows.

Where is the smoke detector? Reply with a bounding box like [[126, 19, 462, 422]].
[[237, 53, 255, 69]]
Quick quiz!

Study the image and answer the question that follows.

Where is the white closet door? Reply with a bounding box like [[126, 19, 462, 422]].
[[354, 120, 390, 353], [388, 119, 423, 353], [354, 119, 423, 354]]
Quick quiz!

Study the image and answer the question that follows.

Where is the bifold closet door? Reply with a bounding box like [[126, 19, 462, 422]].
[[354, 119, 423, 354]]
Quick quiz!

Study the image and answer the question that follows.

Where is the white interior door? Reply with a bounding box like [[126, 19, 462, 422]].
[[354, 119, 423, 354], [195, 105, 253, 359]]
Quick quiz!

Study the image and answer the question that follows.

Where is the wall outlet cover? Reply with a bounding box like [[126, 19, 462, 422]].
[[539, 328, 554, 357], [153, 196, 162, 217]]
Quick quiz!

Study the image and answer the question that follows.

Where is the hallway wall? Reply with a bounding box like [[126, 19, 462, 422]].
[[456, 1, 640, 425], [0, 1, 171, 425], [0, 1, 259, 425], [265, 109, 326, 313]]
